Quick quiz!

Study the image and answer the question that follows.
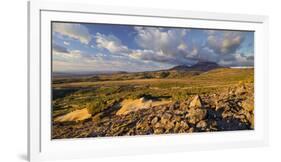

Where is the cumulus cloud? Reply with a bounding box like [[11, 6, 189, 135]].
[[51, 42, 161, 72], [52, 48, 82, 62], [204, 30, 255, 66], [52, 23, 254, 72], [52, 43, 92, 66], [93, 28, 197, 65], [133, 27, 199, 65], [53, 23, 91, 44], [196, 47, 219, 63], [92, 27, 253, 67], [218, 53, 253, 66], [63, 41, 70, 46], [130, 49, 174, 64], [95, 33, 129, 54], [52, 49, 169, 72], [134, 27, 187, 52], [133, 27, 248, 66], [206, 31, 245, 55], [53, 43, 69, 53]]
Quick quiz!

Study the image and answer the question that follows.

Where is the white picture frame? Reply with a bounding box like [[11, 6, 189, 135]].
[[28, 1, 269, 161]]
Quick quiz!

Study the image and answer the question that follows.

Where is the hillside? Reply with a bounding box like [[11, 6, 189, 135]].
[[52, 61, 227, 84], [51, 66, 254, 139], [170, 61, 221, 71]]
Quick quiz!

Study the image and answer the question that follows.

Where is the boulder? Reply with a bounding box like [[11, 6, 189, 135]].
[[154, 122, 162, 129], [164, 121, 175, 131], [189, 95, 204, 108], [174, 110, 185, 115], [173, 115, 182, 122], [160, 112, 173, 125], [222, 110, 234, 119], [196, 120, 207, 128], [179, 121, 189, 130], [241, 99, 254, 112], [154, 128, 164, 134], [188, 127, 194, 133], [179, 101, 189, 110], [235, 84, 247, 95], [151, 116, 159, 125], [186, 108, 207, 124]]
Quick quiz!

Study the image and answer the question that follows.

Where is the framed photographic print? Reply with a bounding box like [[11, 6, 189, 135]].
[[28, 1, 269, 161]]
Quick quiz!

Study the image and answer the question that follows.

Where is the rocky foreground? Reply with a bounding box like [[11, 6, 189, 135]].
[[52, 84, 254, 139]]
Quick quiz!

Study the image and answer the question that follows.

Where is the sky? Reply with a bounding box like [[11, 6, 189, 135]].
[[52, 22, 254, 73]]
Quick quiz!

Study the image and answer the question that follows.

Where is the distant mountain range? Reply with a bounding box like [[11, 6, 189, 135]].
[[169, 61, 222, 71], [53, 61, 253, 77], [53, 71, 128, 77]]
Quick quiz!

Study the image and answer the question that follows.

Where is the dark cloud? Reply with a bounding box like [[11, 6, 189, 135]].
[[92, 27, 254, 68], [53, 23, 91, 44], [246, 55, 254, 61], [221, 54, 236, 62], [206, 31, 245, 55], [132, 27, 254, 67], [132, 27, 198, 65], [53, 43, 69, 53], [197, 47, 220, 62], [131, 49, 197, 66]]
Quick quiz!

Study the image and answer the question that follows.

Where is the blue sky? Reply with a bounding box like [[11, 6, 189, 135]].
[[52, 22, 254, 72]]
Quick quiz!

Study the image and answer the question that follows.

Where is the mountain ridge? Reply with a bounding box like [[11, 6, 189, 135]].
[[169, 61, 222, 71]]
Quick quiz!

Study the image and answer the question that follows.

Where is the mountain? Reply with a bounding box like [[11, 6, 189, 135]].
[[169, 64, 191, 71], [170, 61, 221, 71]]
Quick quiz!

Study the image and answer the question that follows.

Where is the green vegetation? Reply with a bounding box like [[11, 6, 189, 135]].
[[159, 71, 170, 78], [52, 68, 254, 118]]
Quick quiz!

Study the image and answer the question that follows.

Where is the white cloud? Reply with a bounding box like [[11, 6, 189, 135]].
[[233, 53, 254, 66], [53, 23, 91, 44], [133, 27, 203, 65], [217, 53, 254, 66], [93, 27, 202, 66], [134, 27, 188, 54], [204, 30, 254, 66], [207, 31, 245, 55], [52, 49, 82, 62], [95, 33, 129, 54], [63, 41, 70, 46], [93, 32, 176, 67], [53, 43, 69, 53], [104, 28, 251, 68], [52, 25, 254, 72], [52, 50, 170, 72], [177, 43, 188, 51], [197, 47, 219, 62]]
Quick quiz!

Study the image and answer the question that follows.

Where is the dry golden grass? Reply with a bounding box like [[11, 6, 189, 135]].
[[53, 68, 253, 89], [52, 68, 254, 120]]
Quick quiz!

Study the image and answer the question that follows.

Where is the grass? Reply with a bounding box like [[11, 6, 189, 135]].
[[52, 68, 254, 118]]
